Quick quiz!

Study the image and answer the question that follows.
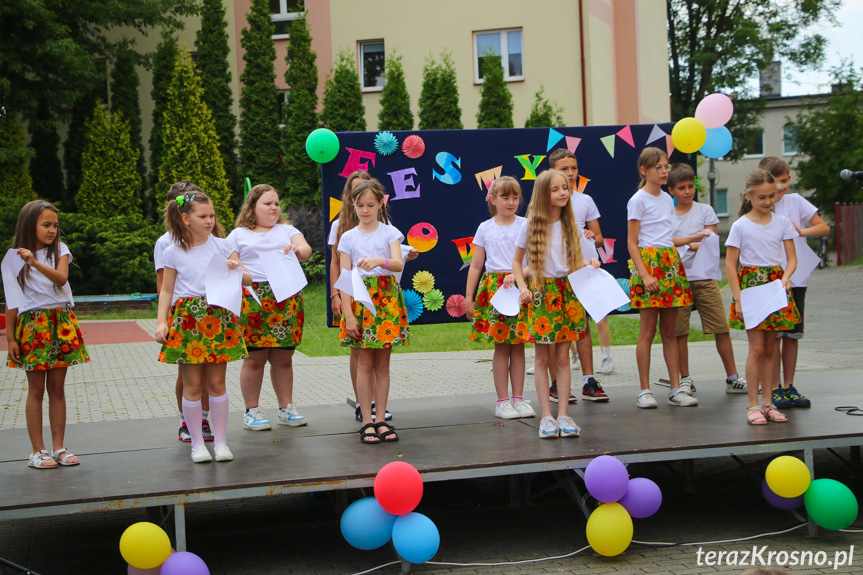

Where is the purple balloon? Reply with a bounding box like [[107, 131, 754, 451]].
[[160, 552, 209, 575], [762, 479, 804, 510], [618, 478, 663, 518], [584, 456, 629, 503]]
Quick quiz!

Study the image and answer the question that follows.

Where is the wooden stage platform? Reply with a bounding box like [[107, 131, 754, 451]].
[[1, 378, 861, 552]]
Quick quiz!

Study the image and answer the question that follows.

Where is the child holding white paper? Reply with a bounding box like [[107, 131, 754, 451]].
[[155, 190, 251, 463], [513, 170, 600, 439], [5, 200, 89, 469], [228, 184, 312, 431], [465, 176, 535, 420], [338, 179, 409, 445], [725, 169, 801, 426], [667, 164, 747, 395]]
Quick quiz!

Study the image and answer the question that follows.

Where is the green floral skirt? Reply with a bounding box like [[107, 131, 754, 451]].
[[339, 275, 410, 349], [7, 306, 89, 371], [729, 266, 801, 331], [471, 271, 531, 345], [527, 277, 588, 345], [629, 246, 693, 309], [158, 297, 248, 364], [241, 282, 304, 349]]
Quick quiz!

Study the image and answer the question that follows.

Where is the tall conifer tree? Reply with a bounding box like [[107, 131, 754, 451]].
[[320, 50, 365, 132], [28, 99, 66, 204], [110, 47, 147, 208], [0, 112, 36, 200], [377, 52, 413, 131], [476, 55, 513, 129], [418, 51, 462, 130], [149, 33, 179, 203]]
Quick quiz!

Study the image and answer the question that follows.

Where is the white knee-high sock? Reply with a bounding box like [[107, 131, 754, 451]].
[[208, 393, 229, 446], [182, 398, 204, 449]]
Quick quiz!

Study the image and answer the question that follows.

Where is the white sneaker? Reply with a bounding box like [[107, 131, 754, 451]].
[[243, 407, 272, 431], [596, 356, 614, 375], [636, 390, 658, 409], [679, 376, 695, 396], [213, 444, 233, 462], [538, 416, 559, 439], [526, 365, 536, 375], [570, 351, 581, 370], [668, 388, 699, 407], [557, 416, 581, 438], [494, 400, 520, 420], [512, 399, 536, 418], [278, 404, 308, 427], [725, 375, 747, 394], [191, 445, 212, 463]]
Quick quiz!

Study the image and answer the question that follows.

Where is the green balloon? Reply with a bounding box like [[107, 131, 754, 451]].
[[803, 478, 858, 530], [305, 128, 340, 163]]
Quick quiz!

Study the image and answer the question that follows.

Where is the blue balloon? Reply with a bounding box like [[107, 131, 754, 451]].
[[392, 512, 440, 564], [340, 497, 397, 550], [699, 126, 733, 159]]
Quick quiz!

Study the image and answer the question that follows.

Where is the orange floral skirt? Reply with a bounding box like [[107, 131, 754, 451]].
[[729, 266, 801, 331], [629, 246, 693, 308], [339, 275, 410, 349], [158, 297, 248, 364], [471, 272, 531, 345], [527, 277, 588, 345]]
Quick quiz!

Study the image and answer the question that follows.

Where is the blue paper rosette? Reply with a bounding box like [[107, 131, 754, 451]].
[[374, 131, 399, 156], [402, 289, 424, 323]]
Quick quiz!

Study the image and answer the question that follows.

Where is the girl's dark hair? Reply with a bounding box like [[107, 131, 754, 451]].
[[336, 170, 374, 245], [13, 200, 61, 290], [350, 179, 391, 224], [738, 169, 775, 217], [163, 186, 225, 251], [487, 176, 522, 216], [637, 147, 668, 189], [234, 184, 286, 229]]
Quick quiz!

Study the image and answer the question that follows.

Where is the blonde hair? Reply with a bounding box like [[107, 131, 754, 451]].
[[637, 147, 668, 189], [526, 170, 585, 286], [336, 170, 374, 245], [739, 169, 775, 217], [164, 188, 225, 251], [234, 184, 286, 229], [487, 176, 522, 216], [757, 156, 790, 178]]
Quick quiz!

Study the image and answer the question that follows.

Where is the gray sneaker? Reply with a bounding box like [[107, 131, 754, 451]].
[[538, 416, 559, 439], [636, 390, 658, 409], [596, 356, 614, 374], [557, 416, 581, 438], [668, 388, 699, 407]]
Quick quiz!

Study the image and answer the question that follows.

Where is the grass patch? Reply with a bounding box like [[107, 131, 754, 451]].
[[76, 301, 158, 321]]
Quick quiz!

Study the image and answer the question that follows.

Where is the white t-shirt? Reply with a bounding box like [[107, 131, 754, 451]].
[[327, 218, 340, 247], [471, 217, 528, 273], [725, 213, 798, 267], [515, 220, 572, 278], [153, 232, 173, 272], [773, 193, 818, 228], [571, 192, 600, 232], [17, 243, 74, 313], [627, 189, 675, 248], [226, 224, 303, 282], [161, 236, 233, 303], [672, 202, 720, 280], [337, 223, 404, 277]]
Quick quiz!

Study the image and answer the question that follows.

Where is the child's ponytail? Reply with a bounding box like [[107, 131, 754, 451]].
[[163, 184, 221, 251], [739, 169, 775, 217]]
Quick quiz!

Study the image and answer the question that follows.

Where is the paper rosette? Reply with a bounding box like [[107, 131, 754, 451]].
[[423, 289, 444, 312], [412, 270, 435, 294], [446, 294, 466, 318], [403, 290, 424, 323], [374, 131, 398, 156], [402, 135, 425, 159]]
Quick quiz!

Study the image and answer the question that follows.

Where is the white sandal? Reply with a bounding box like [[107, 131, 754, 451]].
[[28, 450, 58, 469], [51, 448, 80, 466]]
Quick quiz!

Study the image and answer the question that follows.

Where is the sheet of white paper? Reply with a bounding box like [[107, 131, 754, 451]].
[[676, 245, 689, 259], [205, 255, 244, 317], [333, 267, 377, 317], [1, 249, 26, 311], [394, 244, 412, 283], [580, 235, 599, 262], [784, 237, 821, 288], [243, 286, 262, 308], [489, 285, 521, 316], [260, 250, 308, 302], [739, 279, 788, 329], [567, 266, 631, 323], [688, 233, 722, 281]]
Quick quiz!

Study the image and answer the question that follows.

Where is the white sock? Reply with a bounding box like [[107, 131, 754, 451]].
[[583, 375, 594, 385], [497, 398, 510, 404], [179, 413, 185, 422], [201, 410, 209, 420], [602, 347, 611, 359]]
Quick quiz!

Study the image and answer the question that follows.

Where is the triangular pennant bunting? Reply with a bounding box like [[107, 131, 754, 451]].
[[383, 194, 390, 205], [329, 197, 342, 222], [646, 124, 667, 144], [547, 128, 565, 152], [665, 134, 675, 157], [576, 175, 590, 194], [565, 136, 581, 153], [600, 134, 616, 158], [616, 125, 635, 147]]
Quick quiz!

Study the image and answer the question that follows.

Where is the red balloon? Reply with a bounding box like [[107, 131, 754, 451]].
[[374, 462, 423, 515]]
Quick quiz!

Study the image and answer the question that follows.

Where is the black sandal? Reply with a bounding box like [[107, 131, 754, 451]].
[[374, 422, 399, 443], [359, 423, 381, 445]]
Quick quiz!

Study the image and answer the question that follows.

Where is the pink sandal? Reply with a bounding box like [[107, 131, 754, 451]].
[[747, 406, 767, 425], [763, 404, 788, 423]]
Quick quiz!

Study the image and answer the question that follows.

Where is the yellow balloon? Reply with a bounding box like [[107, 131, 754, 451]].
[[586, 502, 633, 557], [671, 117, 707, 153], [765, 456, 811, 498], [119, 522, 172, 570]]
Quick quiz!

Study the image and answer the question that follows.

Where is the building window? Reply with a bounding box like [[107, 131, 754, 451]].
[[270, 0, 303, 38], [359, 41, 385, 91], [783, 124, 799, 156], [743, 130, 764, 158], [473, 29, 523, 83], [716, 188, 729, 217]]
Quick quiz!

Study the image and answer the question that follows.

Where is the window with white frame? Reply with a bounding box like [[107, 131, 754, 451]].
[[473, 29, 523, 83], [783, 124, 799, 156], [270, 0, 303, 37], [743, 130, 764, 158], [716, 188, 729, 217], [359, 41, 385, 91]]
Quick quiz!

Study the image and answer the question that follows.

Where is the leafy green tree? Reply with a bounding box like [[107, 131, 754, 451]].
[[476, 54, 513, 129], [195, 0, 239, 207], [28, 99, 66, 204], [667, 0, 838, 159], [149, 33, 179, 202], [77, 106, 142, 218], [159, 52, 233, 222], [524, 86, 564, 128], [418, 51, 462, 130], [283, 11, 320, 206], [110, 47, 147, 205], [377, 53, 413, 131], [320, 50, 366, 132], [239, 0, 282, 190], [0, 112, 35, 201]]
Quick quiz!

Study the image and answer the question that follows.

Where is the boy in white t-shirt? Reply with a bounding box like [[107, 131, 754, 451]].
[[758, 157, 830, 408], [667, 164, 746, 395]]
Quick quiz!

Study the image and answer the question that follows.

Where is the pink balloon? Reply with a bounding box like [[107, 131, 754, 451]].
[[695, 93, 734, 129]]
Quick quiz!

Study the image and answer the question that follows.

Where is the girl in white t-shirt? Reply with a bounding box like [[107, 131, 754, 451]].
[[228, 184, 312, 432], [513, 170, 600, 440], [725, 169, 801, 425], [465, 176, 535, 420], [627, 147, 699, 410], [337, 179, 408, 444], [155, 191, 251, 463], [329, 171, 372, 324], [5, 200, 89, 469]]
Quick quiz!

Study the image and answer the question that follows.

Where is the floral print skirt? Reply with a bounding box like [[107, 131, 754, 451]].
[[729, 266, 801, 331], [7, 306, 89, 371], [241, 281, 304, 350], [629, 246, 693, 309], [158, 297, 248, 364], [527, 277, 588, 345], [471, 271, 531, 345], [339, 275, 410, 349]]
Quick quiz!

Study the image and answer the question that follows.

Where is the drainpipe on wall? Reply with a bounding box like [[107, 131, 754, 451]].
[[579, 0, 588, 126]]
